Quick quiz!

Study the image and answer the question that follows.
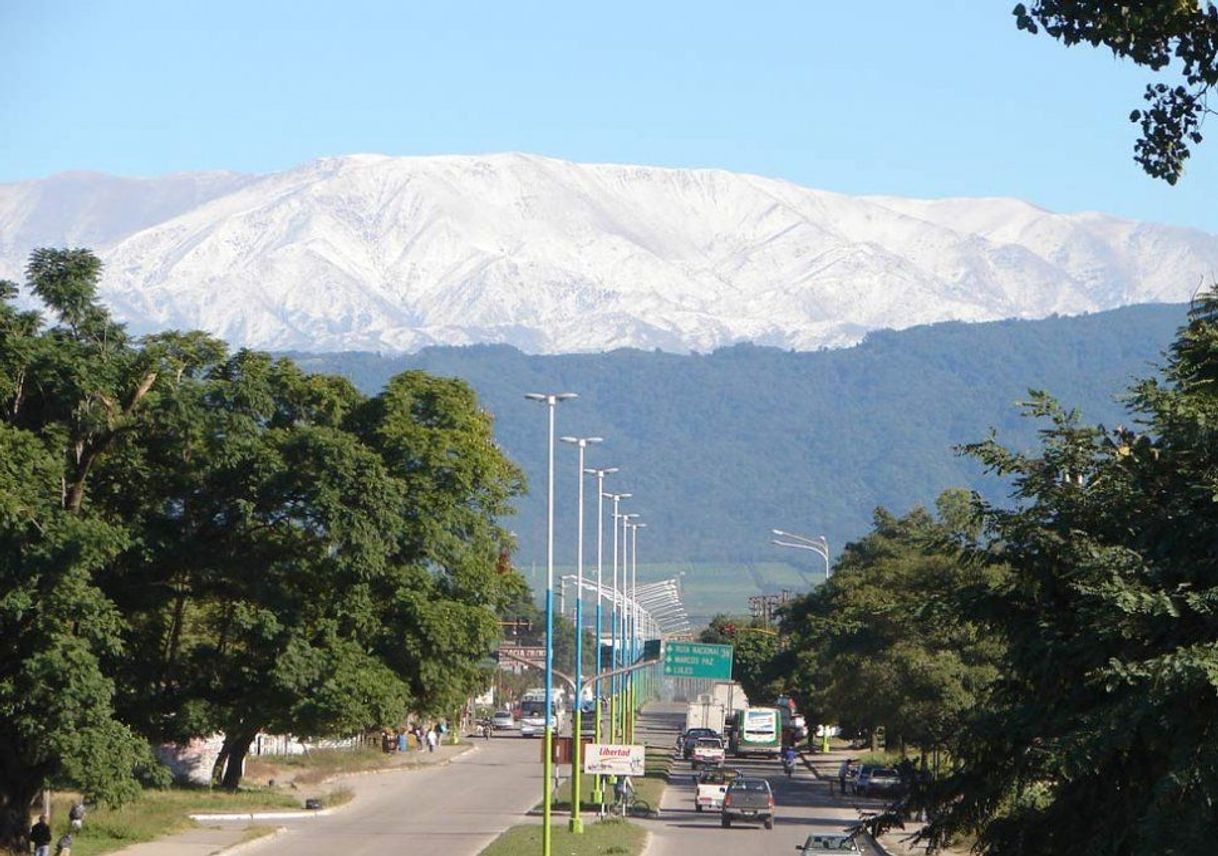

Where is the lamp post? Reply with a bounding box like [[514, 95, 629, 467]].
[[559, 436, 601, 833], [771, 528, 831, 580], [525, 392, 576, 856], [604, 492, 630, 742], [619, 512, 639, 742], [584, 467, 617, 802], [627, 520, 646, 742]]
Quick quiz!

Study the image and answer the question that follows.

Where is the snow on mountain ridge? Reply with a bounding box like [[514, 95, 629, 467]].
[[3, 152, 1216, 353]]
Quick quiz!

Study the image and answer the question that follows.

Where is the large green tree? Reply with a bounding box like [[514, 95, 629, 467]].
[[920, 295, 1218, 853], [778, 492, 1003, 754], [1013, 1, 1218, 183], [0, 253, 160, 848]]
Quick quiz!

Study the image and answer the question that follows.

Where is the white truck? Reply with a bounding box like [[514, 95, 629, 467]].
[[685, 697, 727, 735], [693, 766, 739, 812]]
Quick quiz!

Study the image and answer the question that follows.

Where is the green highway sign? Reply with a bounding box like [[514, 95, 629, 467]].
[[662, 641, 734, 680]]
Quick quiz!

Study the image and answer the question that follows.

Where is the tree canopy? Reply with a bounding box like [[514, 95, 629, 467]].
[[0, 249, 526, 845], [1014, 1, 1218, 182]]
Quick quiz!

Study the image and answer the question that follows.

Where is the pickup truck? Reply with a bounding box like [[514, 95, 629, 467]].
[[691, 736, 726, 768], [721, 776, 775, 829], [694, 767, 738, 812]]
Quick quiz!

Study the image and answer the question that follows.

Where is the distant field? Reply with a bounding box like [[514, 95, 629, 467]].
[[525, 560, 825, 627]]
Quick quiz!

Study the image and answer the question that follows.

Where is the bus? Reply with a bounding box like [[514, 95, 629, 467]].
[[729, 707, 782, 757]]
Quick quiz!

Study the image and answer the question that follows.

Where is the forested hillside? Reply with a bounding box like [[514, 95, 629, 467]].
[[293, 303, 1185, 568]]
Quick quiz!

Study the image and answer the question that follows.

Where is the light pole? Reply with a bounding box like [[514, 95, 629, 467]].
[[619, 511, 639, 742], [559, 436, 601, 833], [603, 492, 631, 742], [525, 391, 576, 856], [772, 528, 831, 580], [584, 466, 617, 802], [627, 520, 646, 742]]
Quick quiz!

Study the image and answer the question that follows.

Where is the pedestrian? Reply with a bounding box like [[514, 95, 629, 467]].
[[838, 759, 850, 795], [426, 727, 437, 753], [54, 832, 72, 856], [69, 800, 86, 831], [397, 729, 407, 753], [415, 725, 425, 752], [30, 814, 52, 856]]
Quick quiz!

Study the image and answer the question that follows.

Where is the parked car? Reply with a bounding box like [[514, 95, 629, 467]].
[[862, 767, 901, 797], [491, 710, 515, 730], [678, 727, 720, 758], [721, 777, 775, 829], [796, 832, 861, 852], [694, 766, 739, 812], [851, 765, 875, 796]]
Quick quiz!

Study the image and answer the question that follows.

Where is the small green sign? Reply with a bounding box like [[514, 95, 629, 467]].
[[662, 641, 733, 680]]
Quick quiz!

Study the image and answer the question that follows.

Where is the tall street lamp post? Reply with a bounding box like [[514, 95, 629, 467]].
[[584, 466, 617, 802], [559, 436, 601, 834], [627, 520, 646, 742], [604, 492, 631, 742], [619, 512, 639, 742], [525, 392, 576, 856], [771, 528, 831, 580]]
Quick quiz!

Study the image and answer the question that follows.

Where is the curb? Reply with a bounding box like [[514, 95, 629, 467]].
[[211, 826, 287, 856]]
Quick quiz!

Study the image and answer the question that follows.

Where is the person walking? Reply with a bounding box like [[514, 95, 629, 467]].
[[30, 814, 52, 856], [425, 727, 437, 753], [397, 729, 407, 753], [838, 759, 852, 795], [68, 801, 85, 831]]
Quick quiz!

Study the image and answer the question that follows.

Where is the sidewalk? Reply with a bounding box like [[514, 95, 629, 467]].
[[103, 741, 472, 856]]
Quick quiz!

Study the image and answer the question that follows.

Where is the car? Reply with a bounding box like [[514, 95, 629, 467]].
[[691, 736, 726, 768], [491, 710, 515, 730], [796, 832, 861, 852], [861, 767, 901, 797], [721, 776, 775, 829], [678, 727, 720, 758], [852, 765, 875, 796]]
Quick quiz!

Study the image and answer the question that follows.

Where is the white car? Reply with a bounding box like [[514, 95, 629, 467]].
[[691, 736, 726, 768], [491, 710, 515, 730], [694, 767, 738, 812]]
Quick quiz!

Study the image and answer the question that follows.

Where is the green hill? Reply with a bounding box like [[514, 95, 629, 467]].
[[291, 303, 1185, 619]]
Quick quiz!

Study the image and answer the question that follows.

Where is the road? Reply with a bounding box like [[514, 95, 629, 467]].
[[267, 732, 546, 856], [637, 703, 887, 856]]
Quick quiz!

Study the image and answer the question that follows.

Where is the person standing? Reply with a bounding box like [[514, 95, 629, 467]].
[[425, 727, 437, 753], [397, 730, 407, 753], [68, 801, 85, 831], [30, 814, 52, 856]]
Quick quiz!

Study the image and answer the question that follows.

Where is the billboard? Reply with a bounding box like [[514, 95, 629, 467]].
[[582, 743, 646, 776]]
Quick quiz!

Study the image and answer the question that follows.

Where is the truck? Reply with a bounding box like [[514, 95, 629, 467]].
[[721, 776, 775, 829], [685, 696, 727, 735], [690, 735, 726, 768], [693, 766, 738, 812]]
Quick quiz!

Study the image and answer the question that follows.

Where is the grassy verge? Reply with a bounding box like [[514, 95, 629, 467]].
[[43, 784, 347, 856], [545, 739, 674, 814], [480, 819, 646, 856], [245, 743, 469, 786]]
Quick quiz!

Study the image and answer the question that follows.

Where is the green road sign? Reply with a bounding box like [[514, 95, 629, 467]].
[[662, 641, 733, 679]]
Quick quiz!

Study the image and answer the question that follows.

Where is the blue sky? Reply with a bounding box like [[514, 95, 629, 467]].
[[4, 0, 1216, 231]]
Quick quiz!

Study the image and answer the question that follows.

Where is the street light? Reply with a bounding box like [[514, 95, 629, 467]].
[[603, 492, 631, 742], [626, 519, 646, 743], [771, 528, 831, 579], [583, 466, 617, 803], [525, 391, 576, 856], [559, 436, 601, 834]]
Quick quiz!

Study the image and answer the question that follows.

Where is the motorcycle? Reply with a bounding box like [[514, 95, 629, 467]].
[[781, 752, 796, 777]]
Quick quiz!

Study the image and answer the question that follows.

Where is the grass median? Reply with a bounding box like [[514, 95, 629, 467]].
[[43, 784, 351, 856], [481, 818, 646, 856], [542, 738, 674, 814]]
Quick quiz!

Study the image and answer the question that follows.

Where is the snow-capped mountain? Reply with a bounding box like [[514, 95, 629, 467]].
[[2, 153, 1215, 353]]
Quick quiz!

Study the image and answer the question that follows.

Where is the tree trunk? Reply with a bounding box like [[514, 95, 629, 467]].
[[0, 775, 44, 852], [218, 730, 256, 791]]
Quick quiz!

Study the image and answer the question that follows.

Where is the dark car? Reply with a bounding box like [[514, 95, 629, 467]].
[[679, 727, 720, 759], [862, 767, 901, 797], [721, 776, 774, 829]]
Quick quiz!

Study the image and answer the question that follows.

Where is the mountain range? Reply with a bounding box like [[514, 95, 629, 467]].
[[2, 153, 1215, 354]]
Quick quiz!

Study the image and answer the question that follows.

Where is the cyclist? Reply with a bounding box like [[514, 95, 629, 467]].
[[613, 774, 635, 815]]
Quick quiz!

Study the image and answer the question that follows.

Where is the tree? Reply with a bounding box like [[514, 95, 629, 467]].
[[699, 615, 783, 703], [1013, 1, 1218, 183], [0, 254, 159, 849], [778, 493, 1004, 754], [920, 292, 1218, 853]]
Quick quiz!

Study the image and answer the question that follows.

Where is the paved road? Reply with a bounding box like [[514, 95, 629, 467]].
[[637, 703, 887, 856], [266, 732, 547, 856]]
